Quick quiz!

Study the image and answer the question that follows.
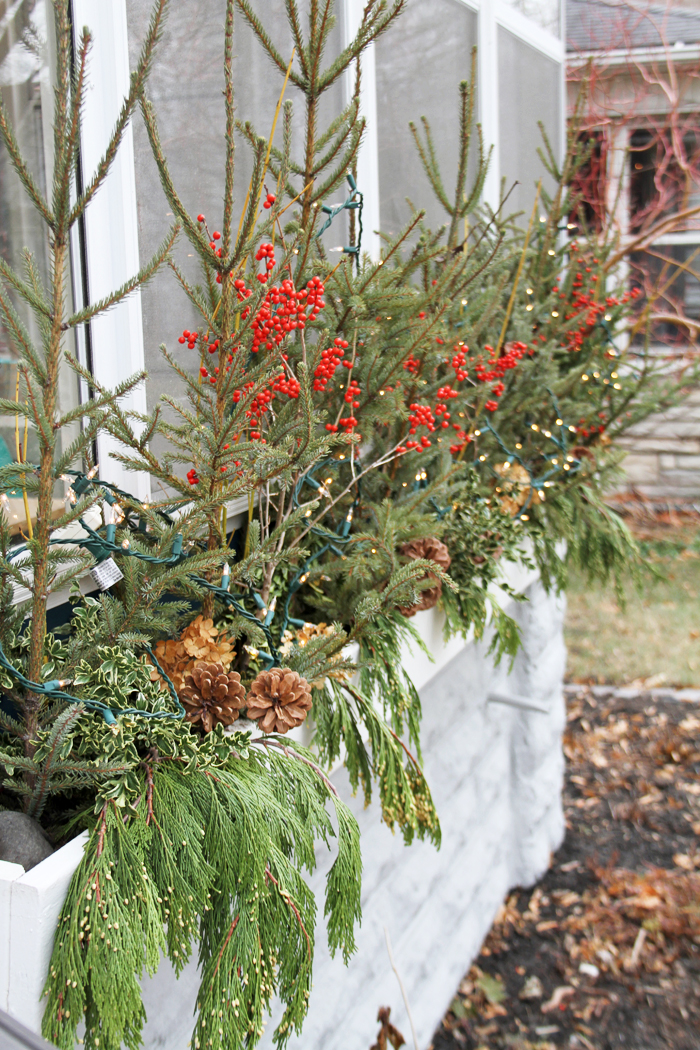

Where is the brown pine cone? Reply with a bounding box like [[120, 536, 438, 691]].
[[181, 662, 246, 733], [246, 668, 313, 734], [398, 536, 451, 617]]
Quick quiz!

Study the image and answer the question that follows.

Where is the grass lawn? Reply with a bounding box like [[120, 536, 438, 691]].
[[564, 520, 700, 687]]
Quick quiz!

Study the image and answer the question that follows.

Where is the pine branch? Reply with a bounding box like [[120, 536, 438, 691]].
[[65, 225, 179, 328], [69, 0, 171, 224]]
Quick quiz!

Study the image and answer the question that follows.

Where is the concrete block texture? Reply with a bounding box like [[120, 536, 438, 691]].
[[243, 579, 566, 1050]]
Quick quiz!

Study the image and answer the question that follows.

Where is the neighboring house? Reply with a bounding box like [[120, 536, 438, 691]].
[[568, 0, 700, 501]]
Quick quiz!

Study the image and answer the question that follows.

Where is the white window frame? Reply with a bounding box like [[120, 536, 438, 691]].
[[70, 0, 150, 502]]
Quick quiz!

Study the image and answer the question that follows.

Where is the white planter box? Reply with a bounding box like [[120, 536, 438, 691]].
[[0, 562, 565, 1050]]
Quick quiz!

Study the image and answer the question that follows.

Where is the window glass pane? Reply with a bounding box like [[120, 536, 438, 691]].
[[502, 0, 560, 37], [125, 0, 345, 416], [630, 126, 700, 234], [0, 0, 78, 531], [375, 0, 478, 239], [498, 27, 561, 221], [630, 245, 700, 347]]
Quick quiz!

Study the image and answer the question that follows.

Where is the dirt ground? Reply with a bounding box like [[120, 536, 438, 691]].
[[428, 686, 700, 1050]]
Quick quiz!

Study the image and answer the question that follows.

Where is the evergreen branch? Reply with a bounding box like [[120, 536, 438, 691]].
[[53, 26, 91, 226], [70, 0, 171, 225], [0, 94, 54, 227], [222, 0, 236, 258], [0, 258, 53, 320], [285, 0, 310, 80], [0, 284, 41, 375], [235, 0, 304, 86], [409, 116, 452, 214], [140, 97, 217, 257], [65, 225, 178, 328], [318, 0, 406, 93]]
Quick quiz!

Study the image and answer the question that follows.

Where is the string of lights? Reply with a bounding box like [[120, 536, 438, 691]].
[[317, 173, 363, 266], [1, 457, 367, 717], [0, 638, 184, 728]]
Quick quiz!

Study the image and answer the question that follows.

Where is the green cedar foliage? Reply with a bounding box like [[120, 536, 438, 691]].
[[34, 648, 360, 1050]]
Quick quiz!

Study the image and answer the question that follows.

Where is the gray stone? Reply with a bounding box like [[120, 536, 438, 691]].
[[0, 811, 54, 871]]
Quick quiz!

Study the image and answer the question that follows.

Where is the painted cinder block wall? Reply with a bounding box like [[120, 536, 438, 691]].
[[134, 573, 566, 1050]]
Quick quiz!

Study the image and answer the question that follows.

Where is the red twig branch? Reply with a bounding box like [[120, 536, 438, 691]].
[[265, 866, 312, 961]]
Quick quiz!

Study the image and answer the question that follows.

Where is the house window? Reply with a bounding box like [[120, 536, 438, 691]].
[[0, 0, 82, 532], [629, 123, 700, 347]]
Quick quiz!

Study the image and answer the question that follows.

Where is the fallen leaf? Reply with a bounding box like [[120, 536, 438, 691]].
[[371, 1007, 405, 1050], [449, 997, 469, 1020], [476, 972, 507, 1005], [541, 986, 575, 1013], [536, 920, 559, 932], [519, 975, 544, 1000], [673, 852, 695, 871]]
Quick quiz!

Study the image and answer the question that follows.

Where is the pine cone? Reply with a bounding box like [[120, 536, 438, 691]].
[[246, 668, 313, 734], [398, 536, 451, 617], [181, 662, 246, 733]]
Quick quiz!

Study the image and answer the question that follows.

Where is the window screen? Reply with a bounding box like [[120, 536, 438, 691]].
[[501, 0, 561, 37], [375, 0, 478, 239], [498, 27, 561, 223], [125, 0, 344, 412], [0, 0, 79, 527]]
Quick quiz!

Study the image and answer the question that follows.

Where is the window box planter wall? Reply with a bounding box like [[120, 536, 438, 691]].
[[0, 559, 566, 1050]]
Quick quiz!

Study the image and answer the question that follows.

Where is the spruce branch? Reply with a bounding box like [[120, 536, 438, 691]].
[[69, 0, 171, 225], [65, 224, 179, 328]]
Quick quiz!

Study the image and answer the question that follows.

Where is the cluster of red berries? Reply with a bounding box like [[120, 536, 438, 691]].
[[408, 403, 436, 435], [251, 274, 326, 353], [255, 242, 276, 283], [314, 338, 349, 391], [262, 193, 276, 210], [233, 278, 254, 317], [179, 329, 199, 349], [576, 411, 608, 439], [403, 354, 421, 375], [449, 428, 473, 455], [473, 342, 527, 384], [187, 468, 199, 485], [344, 378, 360, 407], [272, 370, 300, 399], [555, 247, 641, 353], [451, 348, 468, 382], [200, 364, 221, 386]]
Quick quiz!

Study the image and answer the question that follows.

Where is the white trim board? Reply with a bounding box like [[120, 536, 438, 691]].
[[71, 0, 150, 502]]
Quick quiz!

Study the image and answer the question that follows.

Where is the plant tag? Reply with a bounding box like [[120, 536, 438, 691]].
[[90, 558, 123, 591]]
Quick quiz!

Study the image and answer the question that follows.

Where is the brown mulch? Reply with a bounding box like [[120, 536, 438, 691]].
[[429, 687, 700, 1050]]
